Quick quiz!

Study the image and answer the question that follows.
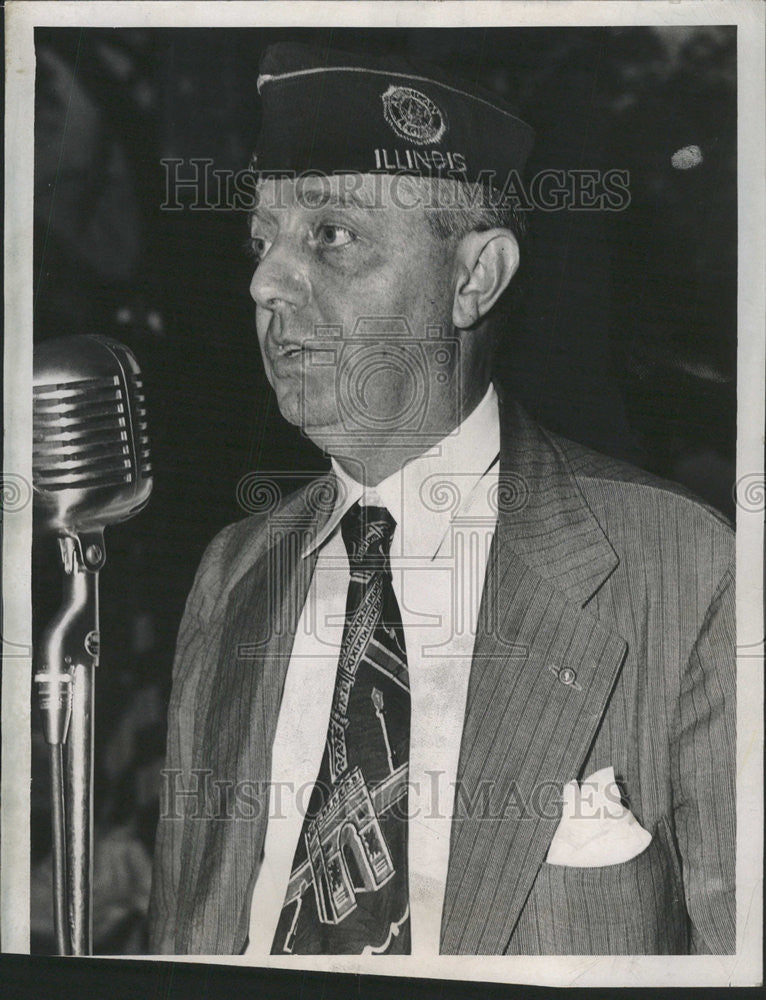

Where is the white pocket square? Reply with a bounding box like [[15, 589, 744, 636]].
[[546, 766, 652, 867]]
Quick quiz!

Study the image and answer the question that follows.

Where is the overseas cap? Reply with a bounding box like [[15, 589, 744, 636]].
[[254, 42, 535, 185]]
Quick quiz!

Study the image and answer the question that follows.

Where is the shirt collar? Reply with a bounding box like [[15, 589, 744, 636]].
[[303, 384, 501, 559]]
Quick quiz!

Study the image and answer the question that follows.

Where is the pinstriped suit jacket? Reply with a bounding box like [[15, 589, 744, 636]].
[[148, 396, 735, 955]]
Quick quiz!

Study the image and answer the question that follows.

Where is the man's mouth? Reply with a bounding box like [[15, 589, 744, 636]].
[[277, 344, 304, 359], [270, 341, 309, 374]]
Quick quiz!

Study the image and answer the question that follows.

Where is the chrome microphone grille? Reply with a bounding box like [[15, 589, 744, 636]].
[[130, 373, 153, 480], [33, 335, 153, 534], [33, 376, 132, 490]]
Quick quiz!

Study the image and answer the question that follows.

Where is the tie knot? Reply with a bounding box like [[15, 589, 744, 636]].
[[341, 503, 396, 568]]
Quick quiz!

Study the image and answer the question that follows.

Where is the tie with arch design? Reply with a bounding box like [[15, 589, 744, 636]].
[[271, 503, 411, 955]]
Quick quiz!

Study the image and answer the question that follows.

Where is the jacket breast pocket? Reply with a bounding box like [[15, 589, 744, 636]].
[[506, 816, 689, 954]]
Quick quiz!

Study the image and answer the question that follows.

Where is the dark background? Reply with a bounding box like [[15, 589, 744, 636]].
[[30, 25, 736, 958]]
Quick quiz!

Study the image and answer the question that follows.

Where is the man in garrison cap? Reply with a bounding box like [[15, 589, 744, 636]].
[[149, 43, 735, 957]]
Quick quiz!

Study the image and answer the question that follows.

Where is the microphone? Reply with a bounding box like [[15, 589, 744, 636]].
[[32, 334, 153, 955], [33, 334, 153, 535], [33, 334, 153, 741]]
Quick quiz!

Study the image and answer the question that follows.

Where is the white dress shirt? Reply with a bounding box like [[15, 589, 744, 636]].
[[246, 385, 500, 957]]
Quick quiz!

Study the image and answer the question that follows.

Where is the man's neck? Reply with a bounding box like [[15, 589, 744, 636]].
[[329, 381, 492, 487]]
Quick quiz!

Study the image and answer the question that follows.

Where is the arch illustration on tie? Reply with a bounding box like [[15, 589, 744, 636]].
[[305, 767, 396, 925]]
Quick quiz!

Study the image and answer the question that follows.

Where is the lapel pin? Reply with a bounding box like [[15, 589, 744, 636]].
[[548, 663, 582, 690]]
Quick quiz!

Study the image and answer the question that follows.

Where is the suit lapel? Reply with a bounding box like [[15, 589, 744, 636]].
[[440, 399, 628, 954], [177, 477, 333, 953]]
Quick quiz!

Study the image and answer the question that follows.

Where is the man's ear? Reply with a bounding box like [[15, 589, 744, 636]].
[[452, 229, 520, 329]]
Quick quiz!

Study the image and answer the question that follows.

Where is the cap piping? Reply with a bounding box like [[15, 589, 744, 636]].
[[256, 66, 531, 129]]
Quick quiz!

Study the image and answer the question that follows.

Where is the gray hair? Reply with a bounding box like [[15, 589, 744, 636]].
[[416, 177, 528, 245]]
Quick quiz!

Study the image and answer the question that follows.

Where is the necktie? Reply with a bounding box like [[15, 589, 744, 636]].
[[271, 503, 411, 954]]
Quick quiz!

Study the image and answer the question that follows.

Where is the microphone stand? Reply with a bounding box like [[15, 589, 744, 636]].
[[35, 529, 105, 956]]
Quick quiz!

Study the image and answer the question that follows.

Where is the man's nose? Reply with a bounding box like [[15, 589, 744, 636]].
[[249, 235, 310, 312]]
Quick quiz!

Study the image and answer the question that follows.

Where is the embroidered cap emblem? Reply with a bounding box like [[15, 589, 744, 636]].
[[381, 85, 447, 145]]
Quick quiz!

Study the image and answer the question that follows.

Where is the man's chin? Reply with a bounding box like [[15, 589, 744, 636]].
[[273, 397, 349, 449], [299, 421, 358, 454], [272, 386, 338, 434], [273, 392, 325, 431]]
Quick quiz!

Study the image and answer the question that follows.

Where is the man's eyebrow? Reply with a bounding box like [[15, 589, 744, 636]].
[[332, 189, 379, 212], [297, 186, 380, 212], [248, 204, 276, 228], [247, 185, 380, 224]]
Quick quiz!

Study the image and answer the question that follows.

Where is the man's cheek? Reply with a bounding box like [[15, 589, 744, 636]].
[[301, 361, 338, 404], [261, 357, 275, 391], [312, 275, 398, 335], [274, 363, 340, 429]]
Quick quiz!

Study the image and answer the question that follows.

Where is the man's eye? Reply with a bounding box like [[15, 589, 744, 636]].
[[246, 235, 269, 261], [317, 224, 355, 249]]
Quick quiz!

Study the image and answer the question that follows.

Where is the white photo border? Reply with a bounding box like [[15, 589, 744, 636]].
[[3, 0, 763, 987]]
